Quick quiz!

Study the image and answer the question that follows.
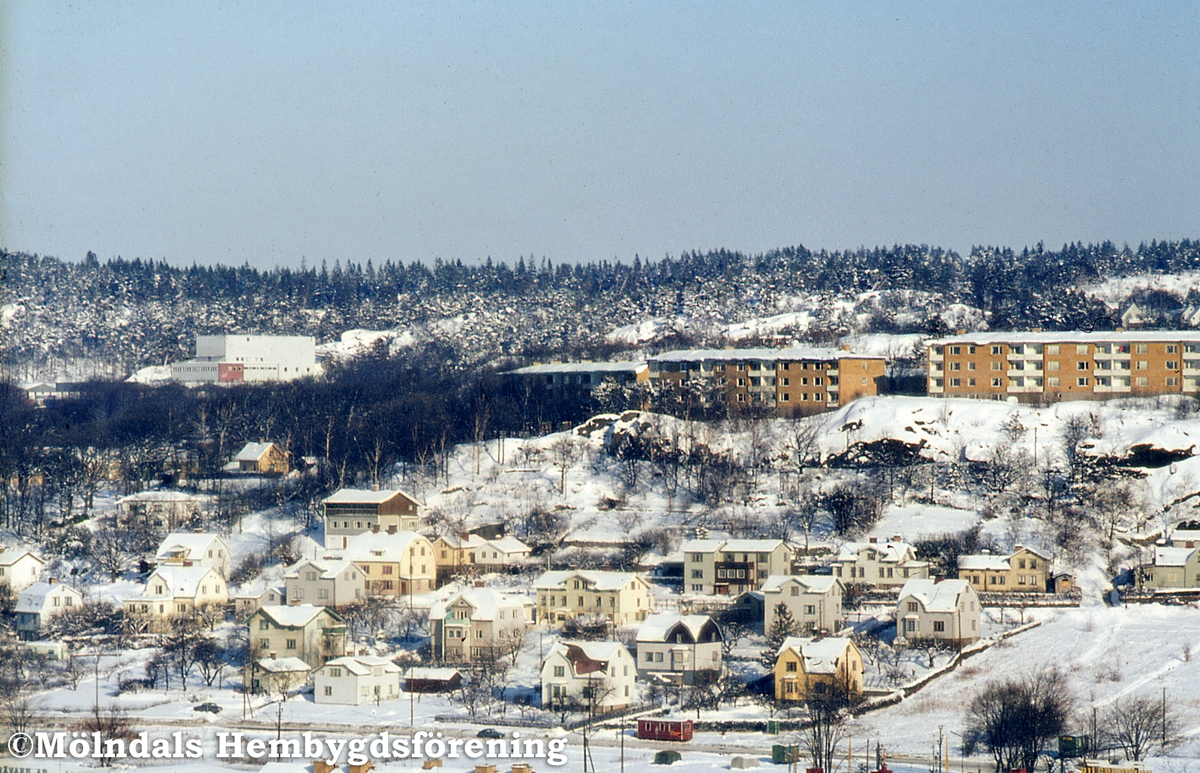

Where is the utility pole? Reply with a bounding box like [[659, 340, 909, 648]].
[[619, 717, 625, 773]]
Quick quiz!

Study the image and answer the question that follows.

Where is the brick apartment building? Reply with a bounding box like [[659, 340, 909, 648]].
[[927, 331, 1200, 402], [647, 347, 886, 417]]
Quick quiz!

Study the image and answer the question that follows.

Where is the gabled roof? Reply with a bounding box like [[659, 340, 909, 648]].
[[322, 488, 419, 505], [835, 541, 920, 565], [777, 636, 854, 675], [235, 442, 279, 462], [550, 641, 630, 676], [155, 533, 225, 562], [635, 613, 719, 644], [680, 538, 787, 554], [898, 578, 973, 613], [339, 531, 426, 563], [1154, 546, 1199, 567], [761, 574, 840, 594], [141, 566, 221, 599], [15, 582, 82, 614], [255, 604, 343, 628], [958, 554, 1010, 571], [484, 535, 531, 555], [534, 569, 646, 592], [429, 587, 533, 622], [256, 656, 311, 674], [0, 550, 43, 568], [322, 655, 401, 675], [282, 557, 356, 581]]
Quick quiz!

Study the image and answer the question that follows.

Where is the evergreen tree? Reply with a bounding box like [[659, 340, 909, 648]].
[[762, 602, 800, 668]]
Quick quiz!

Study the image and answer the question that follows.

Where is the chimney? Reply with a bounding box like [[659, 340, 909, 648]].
[[269, 651, 276, 659], [49, 577, 57, 584], [892, 535, 902, 542], [1015, 544, 1023, 551], [841, 345, 851, 352], [981, 549, 990, 555], [372, 525, 380, 534], [868, 537, 878, 544], [1188, 541, 1196, 549], [371, 483, 381, 491], [474, 580, 485, 588], [933, 574, 944, 584], [955, 329, 966, 335]]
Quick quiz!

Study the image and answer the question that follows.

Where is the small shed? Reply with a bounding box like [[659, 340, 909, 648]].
[[404, 667, 462, 693], [730, 757, 760, 769]]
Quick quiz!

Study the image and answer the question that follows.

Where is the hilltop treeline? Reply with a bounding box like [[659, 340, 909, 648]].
[[3, 239, 1200, 377]]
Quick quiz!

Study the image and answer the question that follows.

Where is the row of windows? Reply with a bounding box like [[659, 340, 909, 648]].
[[944, 376, 1179, 388], [939, 343, 1187, 356]]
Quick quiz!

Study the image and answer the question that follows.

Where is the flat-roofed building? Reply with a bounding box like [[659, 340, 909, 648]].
[[648, 347, 886, 417], [171, 334, 318, 385], [927, 331, 1200, 402]]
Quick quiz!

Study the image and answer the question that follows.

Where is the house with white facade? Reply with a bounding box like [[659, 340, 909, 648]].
[[283, 557, 363, 607], [155, 533, 231, 578], [830, 538, 929, 588], [680, 538, 793, 595], [15, 581, 83, 641], [122, 566, 228, 633], [116, 491, 212, 530], [249, 656, 311, 695], [171, 334, 318, 385], [472, 535, 531, 571], [534, 570, 653, 626], [761, 574, 845, 635], [0, 550, 44, 593], [541, 641, 637, 713], [429, 587, 534, 662], [895, 578, 981, 648], [234, 586, 285, 620], [313, 655, 402, 705], [635, 613, 723, 685]]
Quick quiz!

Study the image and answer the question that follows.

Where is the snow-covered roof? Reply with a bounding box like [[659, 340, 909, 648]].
[[139, 566, 220, 599], [635, 613, 716, 643], [650, 347, 883, 363], [534, 569, 644, 591], [1154, 546, 1199, 567], [15, 582, 81, 614], [339, 531, 425, 563], [550, 641, 630, 676], [256, 656, 311, 673], [835, 541, 920, 565], [761, 574, 840, 594], [323, 655, 401, 675], [256, 604, 340, 628], [322, 487, 418, 505], [0, 550, 43, 567], [235, 442, 277, 462], [958, 554, 1010, 571], [117, 490, 209, 503], [507, 362, 647, 375], [484, 535, 531, 555], [898, 579, 972, 613], [680, 538, 786, 554], [929, 330, 1200, 346], [429, 587, 533, 622], [407, 667, 462, 681], [282, 557, 356, 580], [155, 533, 224, 561], [777, 636, 854, 675]]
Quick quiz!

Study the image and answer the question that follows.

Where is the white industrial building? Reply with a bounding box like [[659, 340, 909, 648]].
[[171, 335, 318, 385]]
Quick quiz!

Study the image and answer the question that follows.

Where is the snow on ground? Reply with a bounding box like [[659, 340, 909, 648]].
[[1083, 270, 1200, 307], [604, 317, 680, 345], [872, 504, 979, 541], [127, 364, 173, 384], [838, 333, 926, 359], [316, 328, 417, 359], [724, 311, 813, 340]]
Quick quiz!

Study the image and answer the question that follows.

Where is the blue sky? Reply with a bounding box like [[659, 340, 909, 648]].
[[2, 1, 1198, 270]]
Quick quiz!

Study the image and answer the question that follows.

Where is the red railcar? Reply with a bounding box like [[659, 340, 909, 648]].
[[637, 718, 694, 742]]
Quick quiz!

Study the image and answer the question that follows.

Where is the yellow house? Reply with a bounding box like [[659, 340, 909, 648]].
[[234, 442, 290, 474], [773, 636, 863, 702], [534, 570, 654, 626], [341, 531, 437, 596], [247, 605, 347, 669], [958, 546, 1049, 593]]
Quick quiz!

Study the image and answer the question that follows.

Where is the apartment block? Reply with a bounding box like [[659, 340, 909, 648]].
[[323, 488, 423, 549], [648, 347, 886, 417], [681, 538, 794, 595], [928, 331, 1200, 402]]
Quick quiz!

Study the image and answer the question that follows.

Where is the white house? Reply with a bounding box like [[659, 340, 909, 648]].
[[895, 578, 981, 647], [15, 581, 84, 641], [0, 550, 44, 593], [635, 613, 723, 685], [283, 557, 363, 607], [313, 655, 402, 705], [471, 535, 532, 571], [830, 538, 929, 588], [761, 574, 845, 635], [428, 587, 534, 662], [234, 586, 285, 619], [155, 533, 232, 579], [249, 656, 312, 695], [541, 641, 637, 714]]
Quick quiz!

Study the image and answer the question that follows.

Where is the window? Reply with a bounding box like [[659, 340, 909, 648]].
[[933, 621, 945, 632], [907, 602, 918, 612], [790, 586, 799, 597], [1077, 361, 1088, 370], [991, 362, 1002, 371], [324, 686, 333, 696], [1077, 377, 1089, 386], [780, 393, 790, 402], [950, 362, 961, 371], [968, 378, 976, 386], [950, 378, 960, 387], [1137, 360, 1148, 370], [1167, 377, 1179, 386], [1167, 345, 1178, 354], [1047, 345, 1060, 354], [1076, 345, 1088, 354], [805, 605, 815, 615], [1137, 377, 1148, 386], [949, 346, 961, 355], [991, 378, 1003, 387], [553, 665, 565, 677], [1136, 344, 1149, 354], [991, 345, 1002, 355], [286, 639, 297, 649], [1167, 360, 1178, 370], [786, 661, 797, 672], [1048, 377, 1060, 387], [1048, 361, 1060, 371]]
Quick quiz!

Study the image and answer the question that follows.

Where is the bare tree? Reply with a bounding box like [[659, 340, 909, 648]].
[[76, 706, 138, 767], [1103, 693, 1181, 761], [965, 669, 1072, 773], [495, 625, 528, 667], [551, 437, 582, 495]]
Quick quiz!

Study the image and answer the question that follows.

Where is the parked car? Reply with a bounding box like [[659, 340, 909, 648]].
[[193, 702, 222, 714], [476, 728, 503, 739]]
